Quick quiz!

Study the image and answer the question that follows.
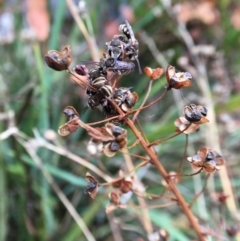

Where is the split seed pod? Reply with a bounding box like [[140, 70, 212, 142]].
[[63, 106, 79, 121], [187, 147, 225, 173], [144, 67, 164, 80], [45, 45, 72, 71], [84, 172, 99, 199], [174, 117, 200, 134], [58, 119, 79, 136], [166, 65, 192, 89], [184, 104, 209, 123]]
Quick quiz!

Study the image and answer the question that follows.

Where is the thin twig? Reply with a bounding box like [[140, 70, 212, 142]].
[[121, 148, 154, 235], [148, 124, 190, 147], [177, 134, 188, 173], [128, 88, 168, 114], [37, 137, 112, 182], [132, 80, 153, 122], [189, 174, 210, 208]]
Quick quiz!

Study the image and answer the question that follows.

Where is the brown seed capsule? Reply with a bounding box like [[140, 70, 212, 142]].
[[44, 45, 72, 71], [74, 64, 89, 75], [84, 172, 98, 199], [166, 65, 192, 89], [184, 104, 209, 124], [174, 117, 200, 134], [144, 67, 164, 80], [63, 106, 79, 121], [109, 190, 121, 205], [120, 179, 132, 193], [187, 147, 225, 173], [58, 119, 79, 136]]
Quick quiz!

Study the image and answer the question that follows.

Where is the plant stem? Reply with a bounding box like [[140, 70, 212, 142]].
[[110, 100, 205, 240]]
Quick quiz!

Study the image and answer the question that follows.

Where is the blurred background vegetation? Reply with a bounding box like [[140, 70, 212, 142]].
[[0, 0, 240, 240]]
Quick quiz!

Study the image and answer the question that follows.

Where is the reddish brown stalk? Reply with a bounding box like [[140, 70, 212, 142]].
[[109, 100, 205, 241], [128, 88, 168, 115], [148, 124, 191, 147]]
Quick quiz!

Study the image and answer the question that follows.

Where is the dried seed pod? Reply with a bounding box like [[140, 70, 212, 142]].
[[187, 147, 225, 173], [184, 104, 209, 123], [84, 172, 99, 199], [45, 45, 72, 71], [144, 67, 164, 80], [109, 190, 121, 205], [58, 119, 79, 136], [63, 106, 79, 121], [226, 226, 238, 237], [184, 104, 202, 122], [166, 65, 192, 89], [174, 117, 200, 134], [211, 192, 229, 204], [74, 64, 89, 75], [120, 179, 132, 193]]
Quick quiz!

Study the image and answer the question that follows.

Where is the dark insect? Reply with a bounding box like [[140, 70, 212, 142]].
[[97, 57, 135, 80], [88, 85, 112, 109], [118, 20, 141, 73], [113, 87, 138, 112], [102, 87, 138, 125], [105, 38, 124, 63], [85, 68, 108, 97]]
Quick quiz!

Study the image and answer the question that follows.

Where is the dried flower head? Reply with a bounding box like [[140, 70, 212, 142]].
[[144, 67, 164, 80], [83, 172, 99, 199], [187, 147, 225, 173], [184, 104, 209, 123], [45, 45, 72, 71], [166, 65, 192, 89]]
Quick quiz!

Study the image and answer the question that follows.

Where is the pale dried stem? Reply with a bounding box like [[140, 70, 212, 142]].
[[37, 138, 112, 182], [122, 201, 176, 209], [65, 0, 99, 61], [122, 148, 154, 235], [132, 80, 153, 122], [16, 136, 96, 241], [177, 134, 188, 173]]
